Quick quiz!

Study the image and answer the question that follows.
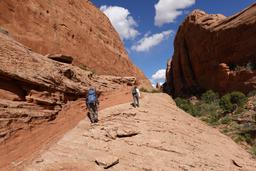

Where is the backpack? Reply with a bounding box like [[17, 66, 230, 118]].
[[132, 88, 137, 95], [87, 89, 97, 104]]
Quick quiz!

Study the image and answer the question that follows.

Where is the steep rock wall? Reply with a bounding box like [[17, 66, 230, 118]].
[[165, 4, 256, 96], [0, 0, 151, 87]]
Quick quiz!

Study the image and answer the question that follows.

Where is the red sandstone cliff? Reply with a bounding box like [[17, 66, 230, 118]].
[[0, 32, 136, 141], [0, 0, 151, 87], [165, 4, 256, 96]]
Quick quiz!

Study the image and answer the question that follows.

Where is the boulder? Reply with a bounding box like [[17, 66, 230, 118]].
[[165, 4, 256, 97]]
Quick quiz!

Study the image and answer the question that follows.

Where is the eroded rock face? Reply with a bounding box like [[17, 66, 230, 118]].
[[0, 0, 151, 88], [0, 33, 135, 140], [165, 4, 256, 97]]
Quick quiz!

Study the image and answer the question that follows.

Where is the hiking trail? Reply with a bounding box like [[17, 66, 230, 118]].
[[24, 93, 256, 171]]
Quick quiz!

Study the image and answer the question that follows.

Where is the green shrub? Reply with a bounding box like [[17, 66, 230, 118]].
[[201, 90, 219, 103], [197, 102, 221, 116], [201, 114, 220, 125], [220, 116, 232, 124], [175, 97, 191, 111], [140, 88, 161, 93], [230, 91, 247, 107], [251, 145, 256, 156], [219, 94, 233, 113], [174, 97, 200, 117], [234, 107, 246, 115], [198, 102, 221, 125], [233, 134, 246, 143], [219, 91, 247, 113], [150, 89, 162, 93]]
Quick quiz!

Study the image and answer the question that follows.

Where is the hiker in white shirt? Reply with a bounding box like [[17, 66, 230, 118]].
[[132, 86, 140, 107]]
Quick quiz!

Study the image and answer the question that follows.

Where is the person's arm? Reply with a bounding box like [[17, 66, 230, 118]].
[[136, 88, 141, 98]]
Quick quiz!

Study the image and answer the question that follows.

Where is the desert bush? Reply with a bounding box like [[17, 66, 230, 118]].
[[198, 102, 222, 125], [219, 91, 247, 113], [150, 89, 162, 93], [230, 91, 247, 106], [140, 88, 161, 93], [219, 94, 234, 113], [251, 145, 256, 156], [233, 134, 247, 143], [201, 90, 219, 103], [197, 102, 221, 116], [175, 97, 191, 112], [174, 97, 200, 116], [220, 115, 232, 124]]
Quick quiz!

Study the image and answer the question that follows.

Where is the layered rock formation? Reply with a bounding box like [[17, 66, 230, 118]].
[[24, 93, 256, 170], [165, 4, 256, 97], [0, 0, 151, 87], [0, 32, 135, 140]]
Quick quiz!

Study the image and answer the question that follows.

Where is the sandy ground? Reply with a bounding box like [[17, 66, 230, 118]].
[[0, 88, 133, 171], [23, 93, 256, 171]]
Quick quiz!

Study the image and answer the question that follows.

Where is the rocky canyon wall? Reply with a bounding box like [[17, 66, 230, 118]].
[[0, 0, 151, 87], [165, 4, 256, 96]]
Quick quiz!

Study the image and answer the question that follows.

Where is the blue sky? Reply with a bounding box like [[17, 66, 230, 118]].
[[92, 0, 255, 86]]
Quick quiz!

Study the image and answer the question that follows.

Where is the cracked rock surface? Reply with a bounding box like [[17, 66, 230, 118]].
[[25, 93, 256, 171]]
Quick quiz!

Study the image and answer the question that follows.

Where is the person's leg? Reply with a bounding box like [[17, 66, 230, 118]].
[[88, 104, 95, 123], [93, 103, 98, 122], [136, 96, 139, 107], [133, 95, 137, 107]]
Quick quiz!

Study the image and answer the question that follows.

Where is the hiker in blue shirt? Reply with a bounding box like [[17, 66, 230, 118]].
[[86, 88, 99, 123]]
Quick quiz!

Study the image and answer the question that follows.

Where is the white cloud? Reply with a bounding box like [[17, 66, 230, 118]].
[[150, 69, 166, 87], [154, 0, 196, 26], [152, 69, 166, 81], [100, 5, 139, 40], [131, 30, 173, 52]]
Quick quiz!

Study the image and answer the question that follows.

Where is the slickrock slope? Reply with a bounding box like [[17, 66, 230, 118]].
[[24, 93, 256, 171], [165, 4, 256, 96], [0, 32, 135, 141], [0, 0, 151, 87]]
